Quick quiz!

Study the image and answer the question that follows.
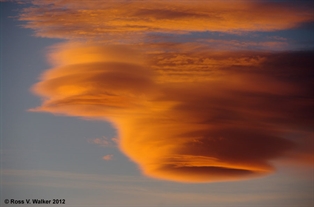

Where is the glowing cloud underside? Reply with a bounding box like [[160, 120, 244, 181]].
[[22, 0, 314, 182]]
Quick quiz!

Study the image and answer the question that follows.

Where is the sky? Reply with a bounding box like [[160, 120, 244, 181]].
[[0, 0, 313, 206]]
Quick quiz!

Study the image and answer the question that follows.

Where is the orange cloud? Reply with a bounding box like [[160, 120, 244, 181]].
[[30, 42, 313, 182], [102, 154, 113, 161], [19, 0, 313, 183], [88, 136, 117, 148], [19, 0, 314, 40]]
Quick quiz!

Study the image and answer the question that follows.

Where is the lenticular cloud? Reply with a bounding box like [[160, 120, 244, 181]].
[[30, 42, 312, 182], [23, 0, 314, 182]]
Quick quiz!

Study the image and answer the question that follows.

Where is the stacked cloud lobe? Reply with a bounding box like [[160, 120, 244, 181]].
[[22, 0, 314, 182], [30, 43, 313, 182]]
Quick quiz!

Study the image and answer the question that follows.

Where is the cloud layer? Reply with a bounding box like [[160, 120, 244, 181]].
[[19, 0, 314, 40]]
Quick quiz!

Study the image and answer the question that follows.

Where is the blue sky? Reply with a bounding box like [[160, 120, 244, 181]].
[[1, 1, 313, 206]]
